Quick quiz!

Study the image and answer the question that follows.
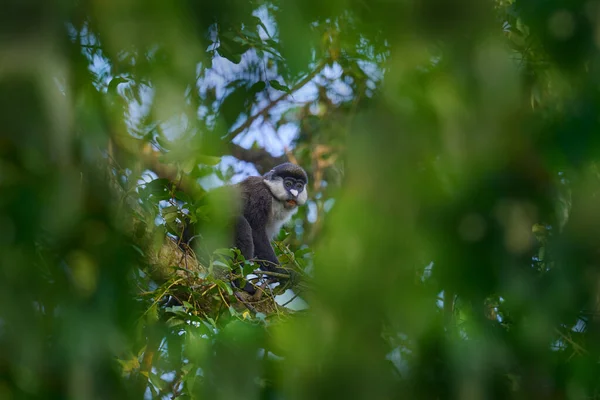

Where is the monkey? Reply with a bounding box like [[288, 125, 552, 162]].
[[181, 163, 308, 294]]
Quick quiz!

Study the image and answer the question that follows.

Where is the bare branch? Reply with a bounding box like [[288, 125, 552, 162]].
[[139, 146, 200, 195], [230, 144, 287, 174]]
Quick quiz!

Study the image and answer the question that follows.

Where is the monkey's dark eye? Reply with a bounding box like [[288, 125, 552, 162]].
[[295, 183, 303, 190], [285, 181, 292, 188]]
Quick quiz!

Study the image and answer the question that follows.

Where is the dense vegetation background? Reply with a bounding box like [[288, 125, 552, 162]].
[[2, 0, 600, 398]]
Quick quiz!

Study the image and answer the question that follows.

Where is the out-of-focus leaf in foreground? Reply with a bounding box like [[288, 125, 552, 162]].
[[3, 0, 600, 399]]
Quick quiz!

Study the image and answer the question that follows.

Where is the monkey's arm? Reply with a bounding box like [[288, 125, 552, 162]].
[[252, 228, 297, 292], [240, 178, 292, 279], [251, 228, 283, 273]]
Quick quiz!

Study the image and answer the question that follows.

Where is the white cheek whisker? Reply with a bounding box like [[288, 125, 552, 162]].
[[263, 178, 288, 201], [297, 187, 308, 205]]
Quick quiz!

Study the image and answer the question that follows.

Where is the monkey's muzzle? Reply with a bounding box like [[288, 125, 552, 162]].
[[285, 199, 298, 207]]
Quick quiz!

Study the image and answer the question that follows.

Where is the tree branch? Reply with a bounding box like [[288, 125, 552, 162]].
[[230, 144, 287, 174], [225, 60, 327, 141], [106, 156, 206, 283], [132, 62, 329, 182], [139, 145, 199, 195]]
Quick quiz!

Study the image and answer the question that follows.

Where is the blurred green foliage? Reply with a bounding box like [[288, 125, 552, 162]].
[[2, 0, 600, 399]]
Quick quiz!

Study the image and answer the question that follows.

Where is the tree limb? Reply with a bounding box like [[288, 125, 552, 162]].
[[230, 144, 287, 174], [225, 60, 327, 142], [134, 62, 329, 181], [106, 157, 206, 283]]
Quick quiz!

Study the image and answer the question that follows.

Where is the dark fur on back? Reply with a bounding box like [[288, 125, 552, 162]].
[[237, 177, 279, 270], [181, 165, 306, 294]]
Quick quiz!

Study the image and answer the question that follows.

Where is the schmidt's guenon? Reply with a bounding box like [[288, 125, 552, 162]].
[[182, 163, 308, 294]]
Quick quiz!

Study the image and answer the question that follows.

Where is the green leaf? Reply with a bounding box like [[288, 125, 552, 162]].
[[180, 159, 196, 174], [249, 81, 266, 94], [162, 205, 179, 214], [217, 280, 234, 296], [294, 248, 312, 258], [219, 47, 242, 64], [231, 248, 242, 258], [107, 76, 128, 94], [252, 16, 271, 36], [165, 220, 181, 236], [218, 34, 250, 65], [196, 155, 222, 166], [212, 260, 231, 270], [165, 305, 185, 313], [145, 178, 171, 197], [220, 85, 251, 126], [162, 211, 179, 224], [269, 80, 291, 93], [147, 304, 159, 324], [181, 362, 195, 374], [166, 317, 186, 328], [130, 244, 145, 257], [117, 354, 140, 375], [242, 260, 256, 276], [175, 190, 192, 204], [148, 372, 166, 391], [203, 317, 217, 329], [241, 29, 259, 40], [214, 248, 235, 258]]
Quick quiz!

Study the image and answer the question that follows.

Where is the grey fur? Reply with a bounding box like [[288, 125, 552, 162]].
[[237, 163, 308, 275], [183, 163, 309, 294]]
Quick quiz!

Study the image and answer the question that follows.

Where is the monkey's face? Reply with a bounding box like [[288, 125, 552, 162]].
[[264, 176, 308, 208], [264, 163, 309, 207], [283, 177, 306, 201]]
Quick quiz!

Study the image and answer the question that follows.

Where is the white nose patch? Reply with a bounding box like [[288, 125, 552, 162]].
[[290, 189, 298, 196]]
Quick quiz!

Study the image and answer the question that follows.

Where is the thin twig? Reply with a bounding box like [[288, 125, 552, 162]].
[[217, 287, 230, 308], [554, 328, 589, 355], [235, 292, 259, 314], [281, 292, 301, 308], [257, 270, 291, 279]]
